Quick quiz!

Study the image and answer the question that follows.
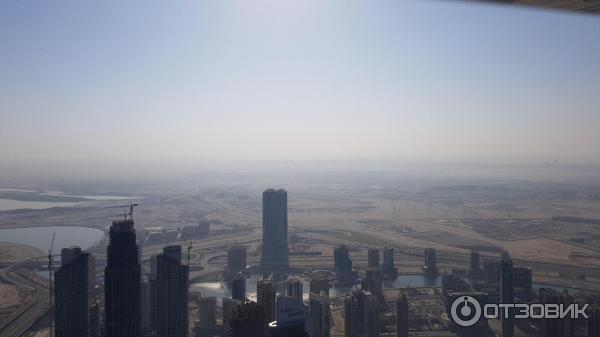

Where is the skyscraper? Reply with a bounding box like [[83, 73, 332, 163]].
[[362, 269, 383, 301], [345, 289, 366, 337], [513, 267, 533, 292], [55, 247, 92, 337], [368, 248, 380, 269], [269, 296, 308, 337], [309, 292, 331, 337], [141, 279, 152, 335], [232, 274, 246, 301], [222, 298, 241, 331], [227, 246, 247, 273], [257, 279, 277, 324], [396, 294, 408, 337], [154, 245, 189, 337], [286, 278, 303, 302], [501, 253, 514, 337], [588, 305, 600, 337], [231, 301, 267, 337], [149, 275, 158, 335], [344, 295, 354, 337], [198, 296, 217, 329], [424, 248, 437, 274], [484, 259, 501, 283], [364, 292, 380, 337], [310, 276, 330, 297], [539, 288, 574, 337], [382, 247, 398, 278], [105, 219, 141, 337], [334, 245, 353, 278], [261, 189, 289, 270]]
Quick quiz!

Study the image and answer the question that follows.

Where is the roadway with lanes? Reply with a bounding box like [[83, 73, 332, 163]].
[[0, 258, 49, 337]]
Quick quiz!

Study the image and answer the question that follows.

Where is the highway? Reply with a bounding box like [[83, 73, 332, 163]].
[[0, 258, 50, 337]]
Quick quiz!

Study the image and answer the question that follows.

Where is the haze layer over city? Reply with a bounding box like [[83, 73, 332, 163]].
[[1, 1, 599, 337]]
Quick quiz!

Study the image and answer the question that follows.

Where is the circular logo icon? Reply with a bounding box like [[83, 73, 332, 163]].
[[450, 296, 482, 327]]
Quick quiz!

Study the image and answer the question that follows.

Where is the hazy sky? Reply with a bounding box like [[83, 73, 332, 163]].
[[1, 0, 599, 170]]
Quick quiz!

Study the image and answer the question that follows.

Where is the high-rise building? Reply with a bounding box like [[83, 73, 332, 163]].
[[309, 292, 331, 337], [345, 289, 366, 337], [141, 279, 152, 334], [222, 298, 241, 330], [261, 189, 289, 270], [539, 288, 574, 337], [484, 259, 501, 283], [364, 291, 380, 337], [138, 244, 143, 270], [150, 254, 158, 276], [501, 253, 514, 337], [227, 246, 247, 272], [231, 301, 267, 337], [310, 276, 330, 297], [269, 296, 308, 337], [588, 305, 600, 337], [154, 245, 189, 337], [344, 295, 354, 337], [104, 219, 141, 337], [334, 245, 353, 278], [514, 267, 533, 292], [382, 247, 398, 278], [149, 275, 158, 335], [257, 279, 277, 324], [344, 288, 383, 337], [55, 247, 92, 337], [198, 296, 217, 329], [232, 274, 246, 301], [424, 248, 437, 274], [362, 269, 383, 300], [470, 250, 481, 276], [396, 294, 408, 337], [441, 275, 470, 293], [368, 249, 380, 269], [286, 278, 303, 301]]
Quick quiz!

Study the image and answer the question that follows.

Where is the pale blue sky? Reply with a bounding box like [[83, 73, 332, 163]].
[[1, 0, 599, 169]]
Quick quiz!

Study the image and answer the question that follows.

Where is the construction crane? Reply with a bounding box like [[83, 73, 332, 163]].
[[177, 227, 193, 266], [105, 201, 139, 220], [48, 232, 55, 337]]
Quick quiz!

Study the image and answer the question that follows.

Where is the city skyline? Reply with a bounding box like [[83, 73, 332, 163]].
[[1, 1, 600, 336], [5, 184, 600, 337]]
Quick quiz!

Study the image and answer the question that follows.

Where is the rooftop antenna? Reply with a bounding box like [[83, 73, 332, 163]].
[[177, 227, 193, 266], [48, 232, 56, 337]]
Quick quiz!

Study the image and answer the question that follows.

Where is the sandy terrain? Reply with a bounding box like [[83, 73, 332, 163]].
[[0, 243, 43, 263], [3, 173, 600, 293], [0, 282, 23, 317]]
